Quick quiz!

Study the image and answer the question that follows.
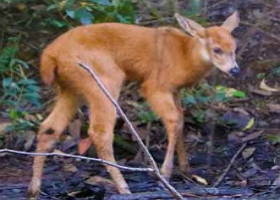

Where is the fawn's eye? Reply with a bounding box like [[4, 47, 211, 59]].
[[213, 47, 223, 55]]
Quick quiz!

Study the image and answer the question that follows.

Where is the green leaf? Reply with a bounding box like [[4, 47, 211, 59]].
[[90, 0, 111, 6], [232, 90, 246, 98], [8, 109, 23, 120], [213, 92, 227, 102], [242, 118, 255, 131], [138, 110, 158, 123], [66, 9, 75, 19], [192, 109, 206, 123], [50, 19, 68, 28], [215, 85, 246, 99], [266, 134, 280, 144], [65, 0, 76, 9], [74, 8, 93, 24], [2, 78, 13, 88], [272, 66, 280, 76], [183, 95, 196, 105], [18, 79, 37, 85], [47, 4, 58, 11]]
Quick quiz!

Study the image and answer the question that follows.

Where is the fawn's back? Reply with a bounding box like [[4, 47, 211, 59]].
[[40, 22, 197, 92]]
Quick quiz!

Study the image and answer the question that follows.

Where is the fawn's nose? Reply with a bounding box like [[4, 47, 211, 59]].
[[229, 66, 240, 76]]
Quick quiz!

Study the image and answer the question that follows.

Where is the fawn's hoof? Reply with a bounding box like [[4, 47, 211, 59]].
[[160, 167, 172, 181], [179, 165, 190, 176], [119, 187, 131, 194], [27, 181, 40, 200], [27, 189, 39, 200]]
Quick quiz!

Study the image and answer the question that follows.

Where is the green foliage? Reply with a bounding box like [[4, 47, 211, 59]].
[[182, 83, 246, 106], [215, 86, 246, 99], [46, 0, 136, 28], [5, 109, 37, 133], [136, 103, 159, 124], [256, 65, 280, 80], [181, 83, 246, 123], [135, 83, 246, 125], [0, 37, 41, 133], [1, 78, 41, 107], [183, 0, 208, 25], [265, 134, 280, 144], [138, 110, 158, 124], [256, 72, 266, 79], [272, 66, 280, 76], [0, 0, 136, 137], [190, 109, 206, 123]]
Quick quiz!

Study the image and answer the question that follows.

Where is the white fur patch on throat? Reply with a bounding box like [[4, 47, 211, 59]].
[[199, 46, 210, 62]]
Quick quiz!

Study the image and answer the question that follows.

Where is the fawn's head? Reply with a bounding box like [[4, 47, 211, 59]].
[[175, 12, 240, 77]]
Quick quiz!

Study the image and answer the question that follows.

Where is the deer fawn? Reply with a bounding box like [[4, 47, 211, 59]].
[[28, 12, 240, 198]]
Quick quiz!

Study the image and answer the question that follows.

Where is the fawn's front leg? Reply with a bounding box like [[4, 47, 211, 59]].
[[141, 86, 184, 179], [174, 93, 189, 174]]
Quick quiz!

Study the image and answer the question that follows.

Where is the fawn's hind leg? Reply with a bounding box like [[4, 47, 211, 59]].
[[84, 73, 130, 193], [28, 90, 78, 198]]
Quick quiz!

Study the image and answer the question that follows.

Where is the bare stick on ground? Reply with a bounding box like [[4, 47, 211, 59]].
[[213, 143, 247, 187], [78, 62, 184, 200], [0, 149, 154, 172]]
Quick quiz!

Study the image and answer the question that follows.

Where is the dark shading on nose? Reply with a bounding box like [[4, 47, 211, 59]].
[[229, 66, 240, 76]]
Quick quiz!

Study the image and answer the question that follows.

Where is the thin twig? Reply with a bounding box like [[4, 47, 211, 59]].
[[213, 143, 247, 187], [78, 62, 184, 200], [0, 149, 154, 172]]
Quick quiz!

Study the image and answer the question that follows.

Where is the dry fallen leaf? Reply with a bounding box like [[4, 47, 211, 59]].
[[271, 165, 280, 170], [85, 176, 117, 192], [233, 108, 250, 116], [242, 147, 256, 159], [273, 175, 280, 187], [85, 176, 114, 185], [67, 191, 81, 197], [192, 175, 208, 185], [53, 149, 65, 154], [24, 131, 36, 151], [0, 121, 11, 135], [250, 88, 272, 96], [267, 104, 280, 114], [260, 79, 280, 92], [63, 163, 78, 173]]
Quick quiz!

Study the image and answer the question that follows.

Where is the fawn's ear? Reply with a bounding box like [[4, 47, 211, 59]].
[[175, 13, 205, 37], [222, 11, 240, 32]]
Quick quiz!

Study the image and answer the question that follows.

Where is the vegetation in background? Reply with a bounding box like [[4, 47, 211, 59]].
[[45, 0, 136, 28], [136, 103, 159, 124], [0, 0, 275, 144], [0, 37, 41, 133], [134, 82, 247, 126], [0, 0, 136, 136], [181, 83, 246, 124]]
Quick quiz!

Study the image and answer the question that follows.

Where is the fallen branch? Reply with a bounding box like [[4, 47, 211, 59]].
[[0, 149, 153, 172], [108, 186, 253, 200], [78, 62, 184, 200], [213, 143, 247, 187]]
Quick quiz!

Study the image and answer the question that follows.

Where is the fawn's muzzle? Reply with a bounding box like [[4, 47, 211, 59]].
[[229, 66, 240, 77]]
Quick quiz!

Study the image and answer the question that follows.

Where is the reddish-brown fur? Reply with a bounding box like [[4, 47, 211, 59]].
[[28, 12, 239, 198]]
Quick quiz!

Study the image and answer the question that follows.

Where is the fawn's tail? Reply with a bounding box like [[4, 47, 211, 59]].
[[40, 52, 57, 85]]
